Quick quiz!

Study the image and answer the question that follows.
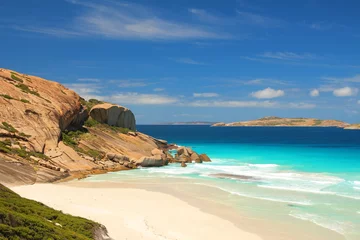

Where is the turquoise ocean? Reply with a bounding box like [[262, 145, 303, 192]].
[[84, 125, 360, 239]]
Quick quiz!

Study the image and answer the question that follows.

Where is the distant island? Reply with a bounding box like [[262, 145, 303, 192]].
[[212, 116, 360, 129], [155, 121, 217, 125]]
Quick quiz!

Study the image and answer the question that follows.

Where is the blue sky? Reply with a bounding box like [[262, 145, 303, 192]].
[[1, 0, 360, 123]]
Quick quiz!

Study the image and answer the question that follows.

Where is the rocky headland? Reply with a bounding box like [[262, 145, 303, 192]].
[[0, 68, 211, 186], [213, 116, 352, 128]]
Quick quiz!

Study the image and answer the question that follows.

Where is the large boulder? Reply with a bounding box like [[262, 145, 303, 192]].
[[199, 154, 211, 162], [177, 147, 191, 157], [90, 103, 136, 131], [137, 155, 166, 167]]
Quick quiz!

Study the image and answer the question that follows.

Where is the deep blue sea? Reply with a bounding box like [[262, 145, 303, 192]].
[[86, 125, 360, 239]]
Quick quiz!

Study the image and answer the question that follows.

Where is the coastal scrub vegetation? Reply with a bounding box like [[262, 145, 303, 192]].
[[15, 83, 40, 97], [62, 130, 104, 160], [80, 98, 103, 111], [10, 72, 23, 83], [84, 118, 132, 134], [0, 140, 48, 160], [0, 184, 100, 240], [84, 118, 99, 128], [0, 122, 31, 138], [0, 94, 14, 100]]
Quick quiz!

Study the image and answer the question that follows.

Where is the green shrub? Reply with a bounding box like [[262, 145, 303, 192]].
[[0, 140, 49, 160], [84, 118, 99, 127], [19, 132, 31, 138], [61, 132, 78, 147], [10, 73, 23, 83], [1, 122, 17, 133], [0, 94, 14, 100], [314, 120, 323, 126], [20, 99, 30, 103], [61, 130, 104, 160], [0, 184, 100, 239], [80, 98, 104, 110], [15, 84, 40, 97]]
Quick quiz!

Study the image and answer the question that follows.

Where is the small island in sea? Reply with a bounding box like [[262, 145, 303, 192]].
[[213, 116, 360, 129]]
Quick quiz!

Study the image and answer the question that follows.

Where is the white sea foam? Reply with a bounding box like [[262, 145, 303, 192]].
[[258, 185, 336, 195], [353, 181, 360, 185], [248, 164, 279, 168], [289, 211, 350, 235], [195, 183, 312, 206]]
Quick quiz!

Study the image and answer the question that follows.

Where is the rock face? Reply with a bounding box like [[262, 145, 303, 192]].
[[90, 103, 136, 131], [0, 69, 82, 152]]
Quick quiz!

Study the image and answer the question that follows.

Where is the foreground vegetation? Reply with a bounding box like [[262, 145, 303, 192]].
[[0, 184, 101, 240]]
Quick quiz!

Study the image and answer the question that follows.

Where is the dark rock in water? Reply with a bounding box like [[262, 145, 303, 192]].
[[209, 173, 258, 181]]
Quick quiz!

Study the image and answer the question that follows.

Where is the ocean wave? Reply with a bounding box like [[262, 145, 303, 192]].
[[248, 163, 279, 168], [289, 211, 351, 235], [258, 185, 336, 195], [353, 181, 360, 185], [195, 183, 312, 206]]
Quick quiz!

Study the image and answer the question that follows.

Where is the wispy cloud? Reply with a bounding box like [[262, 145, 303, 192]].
[[108, 93, 178, 105], [13, 0, 227, 40], [154, 88, 165, 92], [236, 11, 284, 27], [308, 21, 347, 31], [77, 78, 101, 82], [322, 74, 360, 83], [188, 8, 223, 23], [188, 100, 315, 109], [259, 52, 318, 60], [242, 78, 291, 86], [193, 92, 219, 98], [172, 58, 205, 65], [116, 80, 149, 88], [242, 55, 360, 69], [251, 88, 285, 99], [66, 83, 103, 100]]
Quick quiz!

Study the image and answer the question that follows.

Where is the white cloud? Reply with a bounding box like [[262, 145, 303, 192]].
[[310, 89, 320, 97], [193, 93, 219, 98], [15, 1, 225, 40], [109, 93, 178, 105], [259, 52, 317, 60], [251, 88, 285, 99], [188, 100, 315, 109], [65, 83, 104, 100], [333, 87, 358, 97], [358, 100, 360, 104], [154, 88, 165, 92]]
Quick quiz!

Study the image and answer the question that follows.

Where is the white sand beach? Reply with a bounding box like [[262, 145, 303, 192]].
[[12, 183, 262, 240]]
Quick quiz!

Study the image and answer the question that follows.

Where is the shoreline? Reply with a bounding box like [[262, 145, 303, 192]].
[[12, 178, 346, 240]]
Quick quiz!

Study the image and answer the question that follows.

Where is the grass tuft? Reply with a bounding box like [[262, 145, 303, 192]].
[[10, 73, 23, 83]]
